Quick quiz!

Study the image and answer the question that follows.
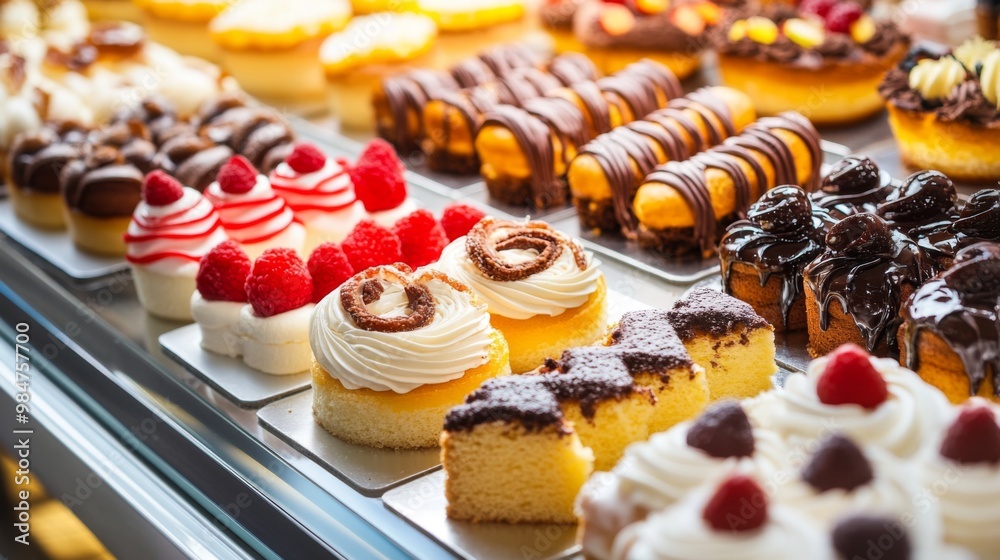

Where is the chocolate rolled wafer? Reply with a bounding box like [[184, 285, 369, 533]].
[[423, 53, 599, 174], [632, 111, 822, 258], [568, 86, 756, 234], [476, 59, 682, 209], [374, 44, 548, 155]]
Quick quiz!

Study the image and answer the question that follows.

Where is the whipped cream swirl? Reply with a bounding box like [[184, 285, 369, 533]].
[[433, 234, 602, 320], [125, 187, 228, 275], [206, 175, 299, 245], [310, 274, 494, 393], [270, 158, 356, 213], [745, 356, 950, 459]]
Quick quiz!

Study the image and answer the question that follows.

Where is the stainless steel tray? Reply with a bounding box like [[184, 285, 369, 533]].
[[159, 324, 311, 408]]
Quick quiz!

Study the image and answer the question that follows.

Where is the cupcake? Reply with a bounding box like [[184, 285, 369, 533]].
[[717, 2, 909, 124], [577, 400, 787, 560], [204, 156, 306, 258], [309, 264, 510, 448], [191, 241, 250, 358], [6, 123, 87, 229], [900, 242, 1000, 403], [879, 37, 1000, 182], [125, 171, 229, 321], [209, 0, 351, 103], [320, 12, 438, 130], [720, 186, 833, 332], [268, 142, 364, 251], [433, 217, 606, 373], [133, 0, 231, 61], [803, 213, 933, 356], [746, 344, 951, 459], [238, 248, 315, 375]]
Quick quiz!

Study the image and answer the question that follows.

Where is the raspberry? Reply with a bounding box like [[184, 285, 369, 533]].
[[816, 344, 888, 409], [307, 243, 355, 304], [825, 2, 863, 33], [440, 202, 486, 241], [245, 248, 313, 318], [350, 139, 407, 212], [217, 155, 258, 194], [342, 220, 403, 271], [143, 170, 184, 206], [196, 241, 251, 302], [702, 474, 768, 533], [800, 0, 838, 18], [392, 209, 449, 267], [940, 405, 1000, 465], [285, 142, 327, 174]]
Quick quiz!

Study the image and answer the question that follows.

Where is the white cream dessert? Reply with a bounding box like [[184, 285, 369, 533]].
[[431, 217, 606, 373], [125, 172, 229, 321], [269, 143, 365, 252], [190, 241, 251, 357], [745, 345, 951, 459], [204, 156, 305, 259], [577, 401, 788, 560], [920, 399, 1000, 559], [308, 265, 510, 448], [610, 472, 833, 560], [237, 248, 315, 375]]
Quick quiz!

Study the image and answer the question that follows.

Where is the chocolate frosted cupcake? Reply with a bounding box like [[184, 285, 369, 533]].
[[721, 185, 834, 331], [803, 213, 934, 356], [61, 121, 160, 256], [197, 95, 295, 174], [6, 123, 89, 229], [917, 189, 1000, 268], [900, 242, 1000, 403], [811, 156, 893, 219]]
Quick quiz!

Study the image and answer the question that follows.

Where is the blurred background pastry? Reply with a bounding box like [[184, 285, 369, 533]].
[[6, 123, 88, 229], [412, 0, 534, 68], [133, 0, 231, 61]]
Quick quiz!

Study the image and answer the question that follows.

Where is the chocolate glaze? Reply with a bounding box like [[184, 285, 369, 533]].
[[812, 156, 893, 218], [8, 125, 86, 194], [480, 103, 567, 208], [61, 147, 147, 218], [157, 131, 234, 192], [721, 186, 834, 328], [876, 170, 959, 240], [200, 106, 294, 174], [804, 213, 933, 353], [918, 190, 1000, 265], [903, 242, 1000, 396], [110, 96, 179, 146]]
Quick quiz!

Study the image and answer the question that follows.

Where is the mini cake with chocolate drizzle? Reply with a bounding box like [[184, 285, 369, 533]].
[[721, 186, 834, 331], [309, 264, 510, 449], [432, 217, 607, 374], [811, 156, 894, 220], [196, 94, 295, 175], [61, 120, 162, 255], [6, 123, 88, 229], [442, 308, 710, 523], [803, 213, 933, 357], [568, 86, 756, 234], [875, 170, 959, 243], [665, 287, 777, 400], [916, 189, 1000, 269], [156, 129, 234, 192], [900, 243, 1000, 403], [633, 111, 823, 258]]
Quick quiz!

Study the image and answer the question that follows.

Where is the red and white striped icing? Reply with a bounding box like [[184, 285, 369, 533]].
[[269, 157, 356, 214], [205, 175, 300, 246], [125, 187, 229, 273]]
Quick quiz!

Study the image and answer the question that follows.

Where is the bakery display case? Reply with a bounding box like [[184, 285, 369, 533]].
[[2, 0, 999, 558]]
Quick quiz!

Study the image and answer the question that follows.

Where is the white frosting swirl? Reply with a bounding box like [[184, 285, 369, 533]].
[[921, 402, 1000, 559], [269, 157, 355, 212], [611, 482, 832, 560], [432, 234, 603, 320], [309, 273, 494, 393], [205, 175, 299, 247], [745, 356, 950, 459]]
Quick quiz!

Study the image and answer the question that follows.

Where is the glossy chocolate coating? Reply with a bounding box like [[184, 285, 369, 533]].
[[877, 170, 959, 239], [812, 156, 892, 218], [8, 126, 85, 194]]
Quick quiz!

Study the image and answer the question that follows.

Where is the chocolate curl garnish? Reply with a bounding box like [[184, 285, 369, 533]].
[[747, 185, 814, 235], [466, 217, 587, 282], [877, 170, 957, 223], [340, 265, 435, 333], [826, 213, 895, 258]]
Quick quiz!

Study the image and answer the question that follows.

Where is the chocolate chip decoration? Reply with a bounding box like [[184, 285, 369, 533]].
[[686, 400, 755, 458], [802, 434, 874, 493], [826, 213, 895, 257], [832, 515, 912, 560], [822, 156, 881, 195], [748, 185, 814, 234]]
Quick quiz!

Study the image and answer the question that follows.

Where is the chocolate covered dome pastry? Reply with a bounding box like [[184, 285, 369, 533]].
[[879, 37, 1000, 182], [875, 169, 959, 242], [109, 95, 187, 147], [811, 156, 894, 219], [6, 122, 89, 229], [572, 0, 721, 78], [917, 189, 1000, 269], [900, 242, 1000, 403], [196, 95, 294, 175], [803, 213, 934, 357], [717, 2, 909, 124], [156, 128, 233, 192], [61, 120, 161, 256], [721, 185, 835, 331]]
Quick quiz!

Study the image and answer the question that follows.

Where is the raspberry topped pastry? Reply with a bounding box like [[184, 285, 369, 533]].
[[205, 156, 305, 258], [125, 171, 229, 321], [349, 139, 417, 228], [191, 241, 251, 357], [717, 1, 909, 124], [269, 142, 364, 251], [237, 248, 315, 375]]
